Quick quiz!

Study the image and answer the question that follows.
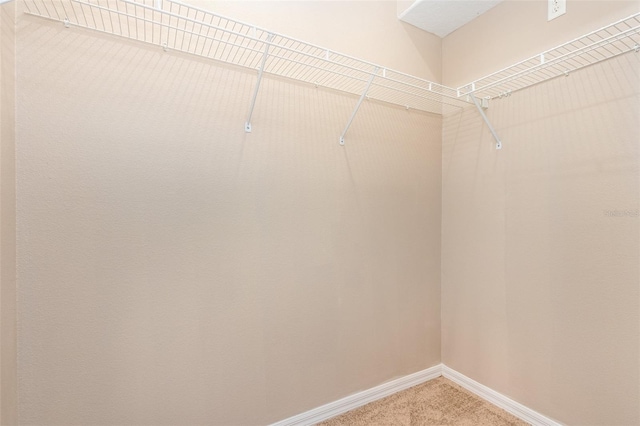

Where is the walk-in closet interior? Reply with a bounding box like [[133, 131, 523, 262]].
[[0, 0, 638, 425]]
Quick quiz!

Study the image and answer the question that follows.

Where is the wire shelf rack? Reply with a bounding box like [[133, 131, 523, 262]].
[[22, 0, 640, 147], [458, 12, 640, 99], [24, 0, 471, 116]]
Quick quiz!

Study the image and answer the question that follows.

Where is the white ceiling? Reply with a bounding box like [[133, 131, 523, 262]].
[[399, 0, 504, 38]]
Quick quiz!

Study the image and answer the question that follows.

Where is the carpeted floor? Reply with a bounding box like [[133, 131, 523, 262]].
[[317, 377, 529, 426]]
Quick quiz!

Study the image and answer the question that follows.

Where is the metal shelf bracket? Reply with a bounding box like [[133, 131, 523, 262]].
[[339, 67, 379, 146], [470, 93, 502, 150], [245, 34, 274, 133]]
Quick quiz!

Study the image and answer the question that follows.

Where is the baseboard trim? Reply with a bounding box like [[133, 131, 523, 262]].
[[271, 363, 563, 426], [442, 365, 563, 426], [270, 364, 443, 426]]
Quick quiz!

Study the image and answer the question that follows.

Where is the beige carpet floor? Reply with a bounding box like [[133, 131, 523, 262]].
[[317, 377, 529, 426]]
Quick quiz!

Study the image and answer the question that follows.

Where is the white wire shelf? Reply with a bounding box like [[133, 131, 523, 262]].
[[458, 12, 640, 99], [22, 0, 640, 147], [24, 0, 471, 117]]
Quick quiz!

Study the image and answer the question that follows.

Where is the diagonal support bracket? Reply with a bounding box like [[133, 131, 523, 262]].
[[470, 93, 502, 150], [339, 67, 379, 146], [245, 34, 274, 133]]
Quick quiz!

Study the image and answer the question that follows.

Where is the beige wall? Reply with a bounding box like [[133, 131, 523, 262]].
[[0, 2, 17, 425], [15, 2, 442, 424], [10, 0, 640, 424], [442, 1, 639, 425]]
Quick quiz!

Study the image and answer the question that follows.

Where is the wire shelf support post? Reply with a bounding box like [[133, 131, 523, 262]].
[[470, 93, 502, 150], [339, 67, 379, 146], [245, 34, 274, 133]]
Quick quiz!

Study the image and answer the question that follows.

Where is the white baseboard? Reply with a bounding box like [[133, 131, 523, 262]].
[[441, 365, 563, 426], [271, 363, 563, 426], [270, 364, 443, 426]]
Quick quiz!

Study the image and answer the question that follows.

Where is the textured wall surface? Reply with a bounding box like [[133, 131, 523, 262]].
[[0, 2, 17, 424], [15, 2, 442, 424], [441, 1, 640, 425]]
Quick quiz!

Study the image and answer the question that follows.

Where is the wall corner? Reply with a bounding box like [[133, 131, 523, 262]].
[[0, 0, 17, 424]]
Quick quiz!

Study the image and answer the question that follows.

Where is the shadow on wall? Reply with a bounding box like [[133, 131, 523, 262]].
[[441, 52, 639, 425]]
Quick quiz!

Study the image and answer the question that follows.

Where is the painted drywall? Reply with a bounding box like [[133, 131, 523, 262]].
[[0, 2, 17, 424], [15, 1, 442, 424], [441, 1, 639, 425]]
